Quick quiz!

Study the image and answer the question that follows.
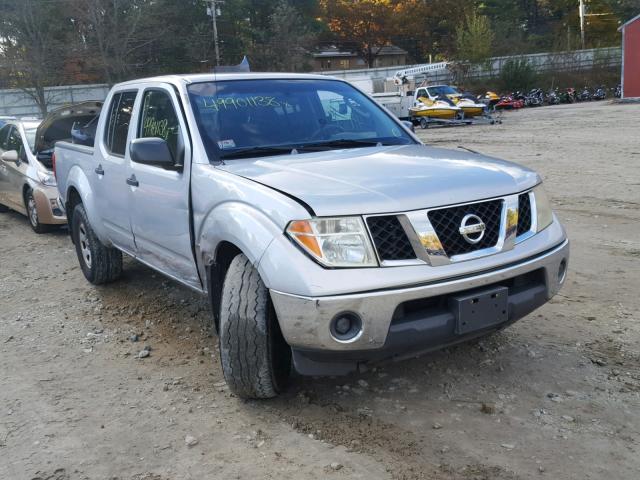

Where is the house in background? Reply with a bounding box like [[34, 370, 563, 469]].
[[312, 45, 408, 71], [619, 13, 640, 99]]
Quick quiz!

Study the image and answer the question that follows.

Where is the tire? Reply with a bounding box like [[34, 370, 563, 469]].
[[219, 254, 291, 399], [71, 203, 122, 285], [25, 188, 51, 234], [420, 118, 429, 129], [0, 203, 8, 213]]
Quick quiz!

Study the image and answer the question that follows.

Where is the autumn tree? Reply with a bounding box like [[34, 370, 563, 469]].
[[320, 0, 400, 68], [392, 0, 462, 61]]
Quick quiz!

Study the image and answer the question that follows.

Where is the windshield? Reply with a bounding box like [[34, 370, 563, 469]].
[[187, 79, 415, 160], [427, 86, 459, 97]]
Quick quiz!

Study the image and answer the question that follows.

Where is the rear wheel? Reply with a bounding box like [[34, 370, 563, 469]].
[[25, 188, 51, 234], [71, 203, 122, 284], [218, 254, 291, 399], [420, 118, 429, 129]]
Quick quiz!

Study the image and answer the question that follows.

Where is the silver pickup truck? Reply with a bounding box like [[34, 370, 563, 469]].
[[54, 73, 569, 399]]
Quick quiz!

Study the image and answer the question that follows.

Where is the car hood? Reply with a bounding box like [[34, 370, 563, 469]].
[[216, 144, 540, 216]]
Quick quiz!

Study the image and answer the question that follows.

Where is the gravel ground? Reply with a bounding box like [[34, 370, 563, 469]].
[[1, 101, 639, 480]]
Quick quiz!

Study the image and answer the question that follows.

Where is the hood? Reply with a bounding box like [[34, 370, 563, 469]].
[[35, 101, 102, 153], [216, 144, 540, 216]]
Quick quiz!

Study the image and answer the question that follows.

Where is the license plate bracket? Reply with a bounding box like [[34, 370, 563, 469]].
[[449, 286, 509, 335]]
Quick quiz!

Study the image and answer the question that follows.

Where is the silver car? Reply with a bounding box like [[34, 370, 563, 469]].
[[0, 103, 102, 232], [0, 119, 65, 232]]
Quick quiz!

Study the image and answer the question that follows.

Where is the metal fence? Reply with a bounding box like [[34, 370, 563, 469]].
[[0, 47, 622, 115], [321, 47, 622, 93], [0, 83, 111, 117]]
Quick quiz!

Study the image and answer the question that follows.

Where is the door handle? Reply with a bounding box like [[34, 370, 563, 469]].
[[126, 175, 139, 187], [95, 164, 104, 175]]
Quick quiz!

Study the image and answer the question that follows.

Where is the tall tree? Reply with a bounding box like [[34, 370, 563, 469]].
[[0, 0, 74, 115], [69, 0, 159, 84], [455, 11, 495, 63], [215, 0, 321, 70], [262, 0, 318, 71]]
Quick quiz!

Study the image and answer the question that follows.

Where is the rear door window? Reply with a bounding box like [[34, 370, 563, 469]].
[[104, 91, 137, 156], [138, 90, 182, 162]]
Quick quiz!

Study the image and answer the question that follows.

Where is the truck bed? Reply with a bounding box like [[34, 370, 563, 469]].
[[54, 141, 95, 206]]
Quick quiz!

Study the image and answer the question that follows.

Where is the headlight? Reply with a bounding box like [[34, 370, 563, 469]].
[[37, 170, 57, 187], [286, 217, 378, 268], [533, 184, 553, 232]]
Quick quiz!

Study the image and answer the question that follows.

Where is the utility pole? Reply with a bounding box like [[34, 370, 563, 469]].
[[207, 0, 221, 66], [579, 0, 585, 49]]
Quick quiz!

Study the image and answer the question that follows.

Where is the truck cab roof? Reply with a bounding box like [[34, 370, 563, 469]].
[[115, 72, 337, 89]]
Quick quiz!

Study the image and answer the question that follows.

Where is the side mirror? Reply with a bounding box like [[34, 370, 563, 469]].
[[401, 120, 415, 133], [129, 138, 180, 170], [1, 150, 19, 163]]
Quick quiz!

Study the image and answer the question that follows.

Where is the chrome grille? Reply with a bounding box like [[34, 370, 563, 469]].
[[427, 199, 503, 257], [517, 193, 532, 235], [366, 216, 416, 261]]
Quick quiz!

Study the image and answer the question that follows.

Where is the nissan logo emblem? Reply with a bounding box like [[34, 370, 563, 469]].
[[459, 214, 486, 244]]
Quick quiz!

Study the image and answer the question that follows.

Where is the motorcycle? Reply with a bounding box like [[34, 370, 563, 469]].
[[525, 88, 544, 107], [613, 84, 622, 98], [577, 87, 592, 102], [495, 94, 525, 110], [546, 88, 560, 105], [477, 91, 501, 109], [559, 88, 575, 104], [592, 86, 606, 101]]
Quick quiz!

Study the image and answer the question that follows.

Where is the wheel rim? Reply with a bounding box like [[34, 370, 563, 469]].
[[78, 222, 92, 269], [27, 195, 38, 227]]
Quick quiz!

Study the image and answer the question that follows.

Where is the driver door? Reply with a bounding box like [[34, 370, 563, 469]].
[[127, 85, 201, 289], [1, 126, 29, 212]]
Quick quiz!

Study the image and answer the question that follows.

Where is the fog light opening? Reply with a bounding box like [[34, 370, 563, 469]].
[[558, 259, 567, 284], [330, 312, 363, 342]]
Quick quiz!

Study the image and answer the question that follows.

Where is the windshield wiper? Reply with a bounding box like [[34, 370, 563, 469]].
[[219, 145, 296, 160], [297, 139, 384, 151]]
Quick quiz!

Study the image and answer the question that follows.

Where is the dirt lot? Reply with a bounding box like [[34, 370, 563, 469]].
[[1, 101, 639, 480]]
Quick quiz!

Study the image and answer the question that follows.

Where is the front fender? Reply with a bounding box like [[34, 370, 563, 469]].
[[196, 201, 283, 286], [65, 165, 109, 243]]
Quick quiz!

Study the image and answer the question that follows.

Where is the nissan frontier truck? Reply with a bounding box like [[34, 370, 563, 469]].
[[54, 73, 569, 399]]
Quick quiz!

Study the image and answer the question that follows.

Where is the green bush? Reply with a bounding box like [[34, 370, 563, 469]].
[[499, 58, 537, 92]]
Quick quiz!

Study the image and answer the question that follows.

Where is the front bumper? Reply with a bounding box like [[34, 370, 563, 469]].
[[270, 239, 569, 374], [33, 185, 66, 225]]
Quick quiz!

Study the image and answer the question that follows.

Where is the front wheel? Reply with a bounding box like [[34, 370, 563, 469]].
[[71, 203, 122, 285], [218, 254, 291, 399], [25, 188, 51, 234]]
